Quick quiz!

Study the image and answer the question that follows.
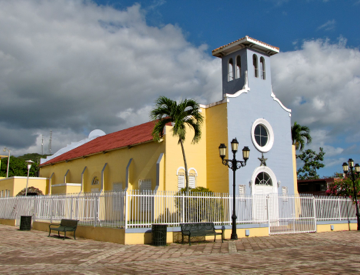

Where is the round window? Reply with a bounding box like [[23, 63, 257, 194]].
[[255, 172, 273, 186], [254, 124, 268, 147], [251, 118, 274, 152]]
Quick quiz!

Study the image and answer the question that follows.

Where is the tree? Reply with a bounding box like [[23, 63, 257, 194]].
[[326, 176, 360, 197], [291, 122, 312, 151], [297, 147, 325, 180], [174, 187, 224, 222], [0, 153, 47, 177], [151, 96, 204, 191], [0, 156, 38, 177]]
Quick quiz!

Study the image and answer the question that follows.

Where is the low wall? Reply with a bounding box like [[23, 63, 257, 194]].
[[2, 218, 356, 245], [317, 221, 357, 232], [0, 219, 16, 226], [125, 226, 269, 245], [33, 221, 126, 244]]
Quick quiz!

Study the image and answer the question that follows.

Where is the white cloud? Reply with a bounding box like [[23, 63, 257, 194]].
[[317, 19, 336, 31], [0, 0, 221, 155], [272, 37, 360, 173], [272, 37, 360, 135]]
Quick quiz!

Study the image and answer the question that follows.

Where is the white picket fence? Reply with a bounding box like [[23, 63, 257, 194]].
[[0, 191, 357, 233]]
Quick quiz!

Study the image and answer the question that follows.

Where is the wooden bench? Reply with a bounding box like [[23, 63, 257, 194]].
[[48, 219, 79, 240], [180, 222, 224, 245]]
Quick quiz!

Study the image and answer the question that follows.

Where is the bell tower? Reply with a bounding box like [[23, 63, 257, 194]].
[[212, 36, 279, 98]]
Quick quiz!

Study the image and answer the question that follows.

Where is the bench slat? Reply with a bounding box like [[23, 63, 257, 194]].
[[48, 219, 79, 240], [180, 222, 224, 245]]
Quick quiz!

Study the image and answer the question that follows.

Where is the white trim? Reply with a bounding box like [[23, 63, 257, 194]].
[[251, 166, 278, 194], [188, 167, 198, 176], [212, 36, 279, 57], [176, 167, 185, 175], [199, 98, 227, 109], [251, 118, 274, 153], [271, 88, 291, 115], [225, 71, 250, 98], [52, 183, 82, 187]]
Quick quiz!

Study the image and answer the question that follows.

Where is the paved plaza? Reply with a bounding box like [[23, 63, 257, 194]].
[[0, 225, 360, 274]]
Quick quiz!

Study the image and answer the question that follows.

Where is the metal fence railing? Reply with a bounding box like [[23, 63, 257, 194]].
[[0, 191, 357, 229]]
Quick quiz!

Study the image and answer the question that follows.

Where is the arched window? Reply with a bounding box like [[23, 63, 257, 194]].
[[253, 54, 258, 78], [91, 177, 99, 185], [228, 58, 234, 82], [235, 55, 241, 79], [177, 167, 185, 190], [188, 168, 198, 189], [255, 172, 273, 186], [260, 57, 266, 80]]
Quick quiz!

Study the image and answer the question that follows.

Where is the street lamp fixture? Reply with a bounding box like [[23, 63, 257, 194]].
[[3, 147, 10, 178], [25, 160, 34, 197], [219, 138, 250, 240], [342, 158, 360, 230]]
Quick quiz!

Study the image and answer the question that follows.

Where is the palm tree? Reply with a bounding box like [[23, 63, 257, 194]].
[[291, 122, 312, 151], [151, 96, 204, 191]]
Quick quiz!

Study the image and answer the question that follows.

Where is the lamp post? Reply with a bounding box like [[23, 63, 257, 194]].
[[3, 147, 10, 178], [342, 159, 360, 230], [219, 138, 250, 240], [25, 160, 34, 197]]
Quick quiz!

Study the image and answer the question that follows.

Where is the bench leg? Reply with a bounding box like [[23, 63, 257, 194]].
[[214, 234, 216, 242], [74, 231, 76, 240], [64, 231, 66, 240], [182, 234, 184, 244], [189, 234, 191, 246], [48, 229, 51, 237]]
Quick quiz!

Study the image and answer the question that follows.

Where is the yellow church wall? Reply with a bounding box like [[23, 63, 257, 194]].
[[317, 223, 356, 232], [51, 185, 66, 195], [164, 111, 208, 192], [33, 221, 126, 244], [0, 177, 49, 197], [40, 140, 166, 194], [204, 102, 229, 193], [0, 219, 16, 226]]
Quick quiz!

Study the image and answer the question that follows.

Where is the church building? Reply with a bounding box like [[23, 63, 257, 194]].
[[39, 36, 297, 201]]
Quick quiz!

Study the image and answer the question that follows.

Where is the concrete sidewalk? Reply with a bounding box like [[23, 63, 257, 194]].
[[0, 224, 359, 274]]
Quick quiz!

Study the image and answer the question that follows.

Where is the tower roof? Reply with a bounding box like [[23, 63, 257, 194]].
[[212, 36, 279, 58]]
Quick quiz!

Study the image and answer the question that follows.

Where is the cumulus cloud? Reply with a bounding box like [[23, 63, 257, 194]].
[[272, 37, 360, 175], [0, 0, 221, 155], [272, 37, 360, 135]]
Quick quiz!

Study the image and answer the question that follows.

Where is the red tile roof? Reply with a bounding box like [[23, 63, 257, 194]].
[[40, 120, 159, 166]]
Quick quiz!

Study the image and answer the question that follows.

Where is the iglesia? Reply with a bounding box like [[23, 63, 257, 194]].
[[37, 36, 297, 208]]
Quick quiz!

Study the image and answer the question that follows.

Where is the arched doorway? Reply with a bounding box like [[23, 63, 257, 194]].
[[16, 187, 44, 196], [251, 166, 278, 222]]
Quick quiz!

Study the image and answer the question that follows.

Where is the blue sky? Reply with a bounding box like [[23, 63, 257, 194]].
[[0, 0, 359, 178], [95, 0, 360, 52]]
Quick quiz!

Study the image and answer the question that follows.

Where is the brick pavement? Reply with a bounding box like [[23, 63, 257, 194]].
[[0, 224, 360, 274]]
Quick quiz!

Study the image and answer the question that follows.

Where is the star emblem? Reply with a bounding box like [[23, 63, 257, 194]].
[[258, 153, 267, 166]]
